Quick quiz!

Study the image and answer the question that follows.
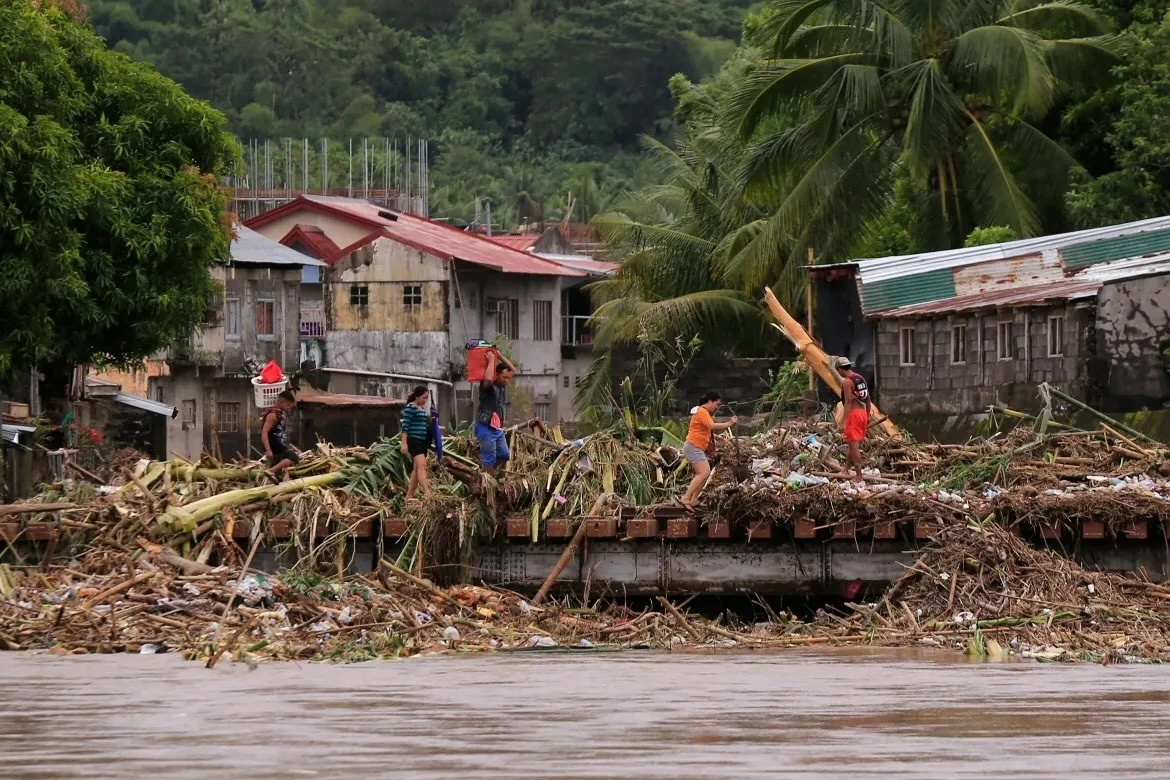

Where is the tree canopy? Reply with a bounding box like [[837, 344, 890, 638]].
[[0, 0, 237, 387], [85, 0, 756, 224]]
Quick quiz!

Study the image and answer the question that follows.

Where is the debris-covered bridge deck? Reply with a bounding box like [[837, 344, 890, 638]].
[[7, 507, 1164, 595]]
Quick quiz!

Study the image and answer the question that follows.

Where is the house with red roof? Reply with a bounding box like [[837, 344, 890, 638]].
[[245, 196, 586, 422]]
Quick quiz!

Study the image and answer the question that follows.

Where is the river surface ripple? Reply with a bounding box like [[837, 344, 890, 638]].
[[1, 649, 1169, 779]]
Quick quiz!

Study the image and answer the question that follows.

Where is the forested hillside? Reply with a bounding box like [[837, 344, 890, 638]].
[[86, 0, 755, 223]]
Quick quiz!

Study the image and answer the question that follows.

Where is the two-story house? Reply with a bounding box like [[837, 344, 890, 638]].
[[151, 226, 325, 460], [244, 196, 585, 424]]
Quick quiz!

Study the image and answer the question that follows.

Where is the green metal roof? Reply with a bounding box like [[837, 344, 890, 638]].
[[1062, 226, 1170, 269], [859, 268, 956, 314]]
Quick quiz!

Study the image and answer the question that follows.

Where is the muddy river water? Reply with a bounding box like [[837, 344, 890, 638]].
[[2, 649, 1169, 778]]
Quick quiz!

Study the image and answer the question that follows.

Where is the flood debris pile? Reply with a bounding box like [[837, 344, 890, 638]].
[[701, 419, 1170, 534], [830, 520, 1170, 663], [5, 392, 1170, 662], [0, 550, 864, 661]]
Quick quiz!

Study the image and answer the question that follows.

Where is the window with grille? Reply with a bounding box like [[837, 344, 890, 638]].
[[951, 324, 966, 364], [899, 326, 916, 365], [497, 298, 519, 340], [256, 299, 275, 339], [181, 399, 196, 428], [216, 402, 240, 433], [998, 321, 1014, 360], [403, 284, 423, 310], [533, 300, 553, 341], [225, 298, 241, 340], [350, 285, 369, 307], [1048, 315, 1065, 357], [563, 375, 570, 389], [534, 402, 551, 420]]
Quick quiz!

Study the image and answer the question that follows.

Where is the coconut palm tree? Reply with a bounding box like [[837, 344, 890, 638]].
[[726, 0, 1118, 286]]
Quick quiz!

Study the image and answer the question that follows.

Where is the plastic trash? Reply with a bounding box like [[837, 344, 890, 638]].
[[182, 582, 201, 596], [139, 644, 159, 655], [953, 611, 975, 625], [518, 600, 531, 615], [441, 626, 460, 641], [415, 611, 433, 624], [528, 635, 557, 648], [337, 606, 353, 625], [577, 639, 594, 648]]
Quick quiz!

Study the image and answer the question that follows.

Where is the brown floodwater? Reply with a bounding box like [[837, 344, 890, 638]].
[[2, 649, 1169, 778]]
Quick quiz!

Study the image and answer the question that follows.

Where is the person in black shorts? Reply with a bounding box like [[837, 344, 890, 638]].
[[400, 385, 432, 500], [261, 390, 301, 482]]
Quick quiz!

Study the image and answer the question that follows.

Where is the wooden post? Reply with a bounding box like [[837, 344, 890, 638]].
[[806, 248, 816, 395], [532, 493, 608, 606]]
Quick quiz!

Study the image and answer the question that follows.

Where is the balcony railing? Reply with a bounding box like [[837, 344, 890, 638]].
[[562, 315, 594, 346], [300, 305, 325, 338]]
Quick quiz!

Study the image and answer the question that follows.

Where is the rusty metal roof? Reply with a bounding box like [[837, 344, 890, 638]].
[[871, 279, 1101, 318], [297, 392, 404, 409], [818, 215, 1170, 314]]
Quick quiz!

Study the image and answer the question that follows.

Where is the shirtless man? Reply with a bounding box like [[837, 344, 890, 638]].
[[835, 357, 871, 482]]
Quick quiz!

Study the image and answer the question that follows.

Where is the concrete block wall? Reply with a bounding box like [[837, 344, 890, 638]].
[[876, 305, 1088, 415]]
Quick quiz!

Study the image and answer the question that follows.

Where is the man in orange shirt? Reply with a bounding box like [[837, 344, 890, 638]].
[[679, 391, 737, 512]]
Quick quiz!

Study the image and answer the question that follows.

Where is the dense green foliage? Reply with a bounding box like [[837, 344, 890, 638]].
[[0, 0, 236, 386], [86, 0, 755, 224], [583, 0, 1125, 375]]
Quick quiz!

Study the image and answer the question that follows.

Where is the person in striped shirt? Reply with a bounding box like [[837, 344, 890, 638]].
[[400, 386, 433, 500]]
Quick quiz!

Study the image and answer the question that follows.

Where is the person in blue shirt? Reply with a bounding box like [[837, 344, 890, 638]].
[[400, 386, 433, 500], [476, 353, 515, 473]]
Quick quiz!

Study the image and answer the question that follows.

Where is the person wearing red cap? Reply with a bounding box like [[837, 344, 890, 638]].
[[835, 357, 871, 482]]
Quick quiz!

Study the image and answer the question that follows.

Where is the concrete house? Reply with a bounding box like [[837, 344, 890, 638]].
[[811, 216, 1170, 417], [244, 196, 586, 423], [151, 226, 325, 460]]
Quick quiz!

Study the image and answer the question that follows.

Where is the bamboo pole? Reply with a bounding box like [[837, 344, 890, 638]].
[[1043, 383, 1165, 449], [532, 493, 608, 606], [762, 287, 902, 440]]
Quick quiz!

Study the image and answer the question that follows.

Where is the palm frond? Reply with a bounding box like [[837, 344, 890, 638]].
[[730, 54, 875, 138], [961, 114, 1042, 236], [1044, 36, 1122, 92], [950, 24, 1055, 118], [996, 1, 1112, 36], [899, 58, 965, 176]]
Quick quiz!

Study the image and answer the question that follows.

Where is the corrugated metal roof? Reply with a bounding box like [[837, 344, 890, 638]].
[[297, 392, 405, 408], [334, 216, 585, 277], [488, 235, 539, 252], [872, 279, 1101, 318], [534, 253, 618, 276], [1077, 250, 1170, 281], [252, 196, 582, 277], [1062, 226, 1170, 269], [860, 268, 956, 312], [232, 225, 326, 267], [843, 215, 1170, 284], [113, 393, 178, 418]]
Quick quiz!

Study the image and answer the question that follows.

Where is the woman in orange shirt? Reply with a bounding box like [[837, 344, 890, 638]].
[[679, 392, 737, 512]]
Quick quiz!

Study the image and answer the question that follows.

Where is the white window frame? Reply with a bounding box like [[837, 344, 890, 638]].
[[403, 284, 423, 311], [951, 323, 966, 365], [899, 326, 916, 366], [256, 298, 276, 341], [997, 321, 1014, 361], [1047, 315, 1065, 357], [224, 297, 241, 341]]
